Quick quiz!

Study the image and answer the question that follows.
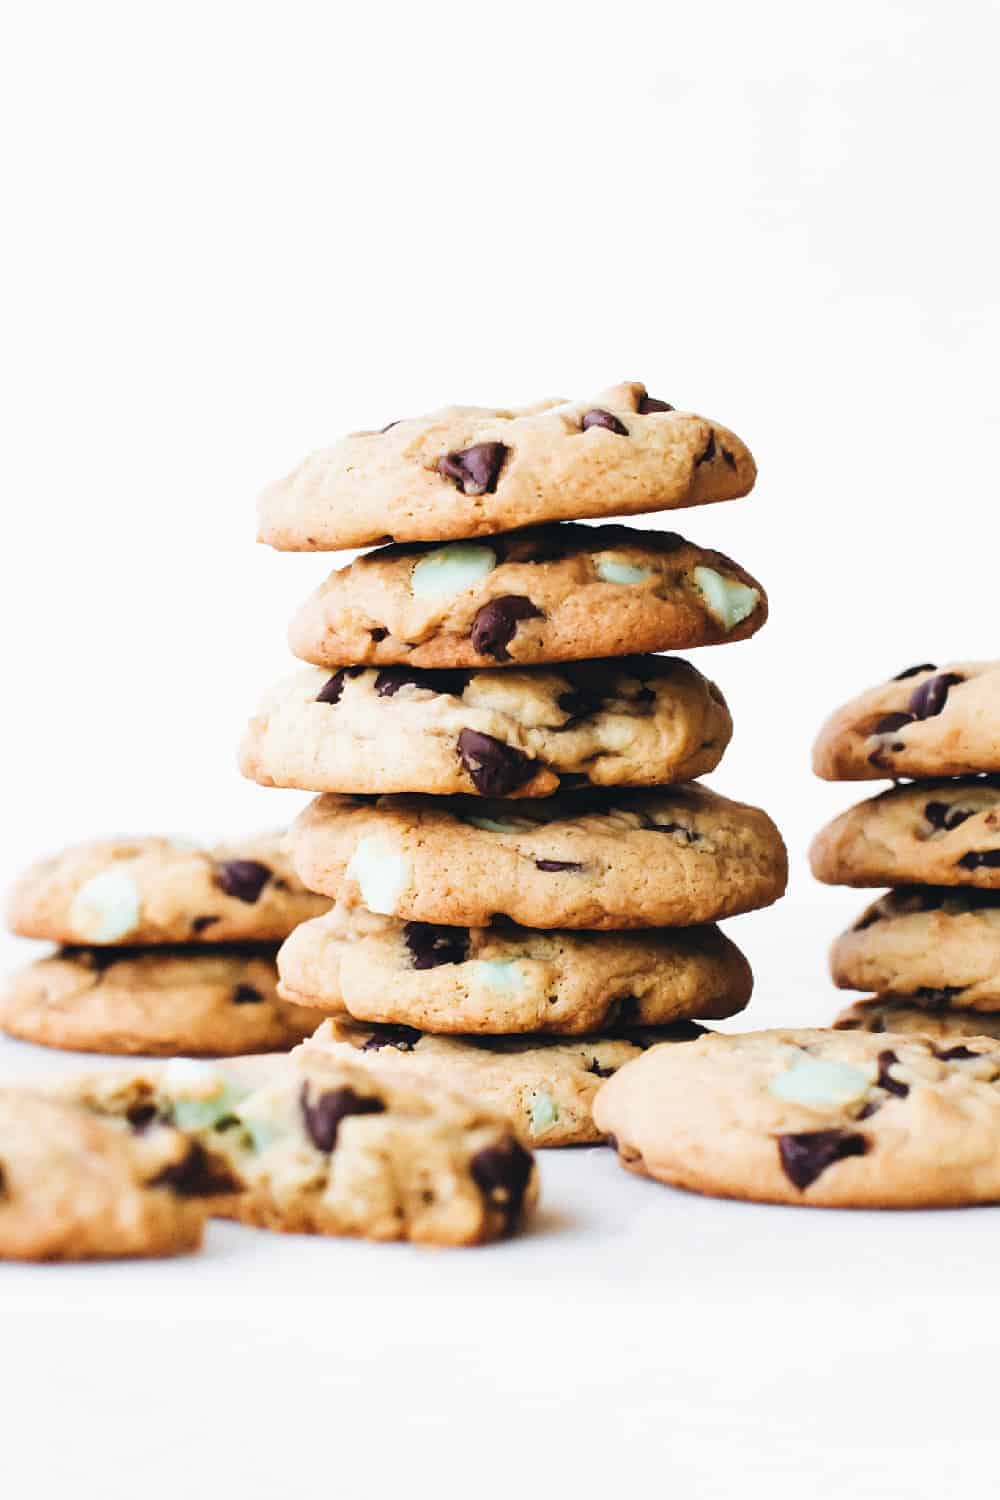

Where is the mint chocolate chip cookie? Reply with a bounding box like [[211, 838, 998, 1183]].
[[830, 889, 1000, 1010]]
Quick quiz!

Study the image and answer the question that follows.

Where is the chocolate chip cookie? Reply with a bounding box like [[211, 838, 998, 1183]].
[[288, 524, 767, 669], [276, 902, 751, 1034], [289, 785, 789, 930], [594, 1027, 1000, 1208], [810, 777, 1000, 890], [240, 656, 732, 799], [297, 1016, 709, 1147], [834, 997, 1000, 1042], [813, 661, 1000, 780], [258, 381, 755, 551]]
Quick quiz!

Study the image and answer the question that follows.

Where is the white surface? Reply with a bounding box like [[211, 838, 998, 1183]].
[[3, 1, 1000, 1494]]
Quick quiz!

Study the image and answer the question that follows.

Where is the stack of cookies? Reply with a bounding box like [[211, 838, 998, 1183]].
[[810, 661, 1000, 1043], [1, 835, 326, 1055], [241, 380, 789, 1145]]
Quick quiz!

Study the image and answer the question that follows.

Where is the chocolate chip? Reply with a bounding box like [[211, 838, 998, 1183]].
[[151, 1143, 241, 1198], [300, 1084, 385, 1153], [469, 1138, 534, 1232], [214, 860, 272, 904], [369, 627, 389, 642], [588, 1059, 617, 1078], [908, 672, 964, 720], [872, 711, 915, 735], [126, 1102, 161, 1131], [535, 859, 583, 872], [777, 1129, 869, 1191], [457, 730, 536, 797], [470, 596, 543, 661], [640, 815, 699, 842], [375, 666, 470, 697], [857, 1099, 882, 1119], [232, 985, 263, 1005], [957, 850, 1000, 870], [581, 408, 629, 436], [696, 429, 716, 465], [893, 663, 937, 681], [402, 922, 470, 969], [637, 395, 674, 414], [935, 1044, 979, 1061], [361, 1024, 423, 1052], [316, 667, 362, 705], [720, 445, 736, 469], [556, 688, 603, 724], [436, 442, 508, 496], [876, 1049, 909, 1098], [924, 801, 973, 832], [191, 915, 219, 935]]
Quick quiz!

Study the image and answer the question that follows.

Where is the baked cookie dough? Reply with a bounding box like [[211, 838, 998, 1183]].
[[831, 889, 1000, 1009], [288, 524, 767, 669], [240, 656, 732, 799], [7, 834, 329, 946], [810, 778, 1000, 890], [277, 902, 751, 1034], [1, 945, 318, 1055], [296, 1016, 710, 1147], [258, 381, 756, 551], [834, 998, 1000, 1042], [813, 661, 1000, 780], [289, 785, 789, 930], [594, 1027, 1000, 1208]]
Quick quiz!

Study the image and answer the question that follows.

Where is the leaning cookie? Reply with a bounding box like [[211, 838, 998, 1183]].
[[277, 902, 751, 1034], [810, 778, 1000, 890], [0, 946, 319, 1055], [258, 381, 755, 551], [7, 834, 329, 947], [594, 1027, 1000, 1208], [289, 524, 767, 670], [0, 1090, 207, 1260], [813, 661, 1000, 780], [296, 1017, 710, 1147], [830, 889, 1000, 1010], [240, 657, 732, 799], [290, 786, 789, 930], [834, 998, 1000, 1042]]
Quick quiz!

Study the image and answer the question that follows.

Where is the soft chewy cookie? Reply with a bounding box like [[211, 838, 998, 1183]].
[[240, 656, 732, 799], [258, 381, 756, 551], [810, 778, 1000, 890], [594, 1027, 1000, 1208], [835, 998, 1000, 1042], [297, 1017, 709, 1147], [831, 889, 1000, 1010], [1, 945, 318, 1056], [7, 834, 329, 946], [277, 902, 751, 1033], [290, 786, 788, 930], [813, 661, 1000, 780], [0, 1090, 206, 1260], [288, 524, 767, 669]]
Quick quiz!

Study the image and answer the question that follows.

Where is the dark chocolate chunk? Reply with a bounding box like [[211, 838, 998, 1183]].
[[470, 596, 543, 661], [935, 1044, 979, 1061], [696, 429, 716, 465], [232, 985, 263, 1005], [587, 1059, 617, 1079], [402, 922, 470, 969], [361, 1024, 423, 1052], [151, 1142, 241, 1198], [126, 1102, 162, 1132], [872, 711, 915, 735], [957, 850, 1000, 870], [457, 730, 536, 797], [637, 395, 674, 414], [892, 663, 937, 681], [374, 666, 470, 698], [214, 860, 271, 904], [436, 442, 508, 496], [316, 667, 362, 705], [924, 801, 974, 832], [469, 1138, 534, 1231], [581, 408, 629, 436], [300, 1084, 385, 1153], [777, 1129, 869, 1191], [191, 915, 219, 935], [369, 627, 389, 642], [876, 1049, 909, 1098], [908, 672, 964, 721], [535, 859, 584, 872]]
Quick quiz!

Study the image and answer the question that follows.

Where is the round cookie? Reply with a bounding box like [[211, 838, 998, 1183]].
[[831, 889, 1000, 1010], [296, 1016, 709, 1147], [240, 656, 732, 799], [7, 834, 329, 947], [810, 777, 1000, 891], [288, 524, 767, 670], [0, 1090, 206, 1260], [834, 998, 1000, 1042], [258, 381, 756, 551], [277, 902, 751, 1034], [813, 661, 1000, 781], [593, 1027, 1000, 1208], [1, 946, 319, 1056], [289, 785, 789, 930]]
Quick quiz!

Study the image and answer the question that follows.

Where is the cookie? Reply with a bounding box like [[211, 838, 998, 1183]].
[[834, 998, 1000, 1041], [64, 1055, 538, 1245], [276, 901, 751, 1034], [0, 1090, 206, 1260], [240, 656, 732, 799], [296, 1016, 710, 1147], [810, 777, 1000, 890], [593, 1027, 1000, 1208], [288, 524, 767, 670], [830, 889, 1000, 1010], [289, 785, 789, 930], [258, 381, 756, 551], [0, 945, 319, 1055], [7, 834, 329, 947], [813, 661, 1000, 781]]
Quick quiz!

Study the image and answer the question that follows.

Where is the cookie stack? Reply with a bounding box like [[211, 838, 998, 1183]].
[[1, 835, 326, 1055], [810, 661, 1000, 1043], [242, 380, 789, 1145]]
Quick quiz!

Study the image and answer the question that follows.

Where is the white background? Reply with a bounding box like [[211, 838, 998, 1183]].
[[2, 2, 999, 1494]]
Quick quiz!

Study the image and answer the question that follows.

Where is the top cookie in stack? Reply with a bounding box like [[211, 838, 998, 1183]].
[[243, 380, 787, 1146]]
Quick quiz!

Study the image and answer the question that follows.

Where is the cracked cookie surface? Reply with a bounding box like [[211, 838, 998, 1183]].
[[831, 889, 1000, 1009]]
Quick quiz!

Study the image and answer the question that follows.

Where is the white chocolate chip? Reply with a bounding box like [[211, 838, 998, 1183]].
[[345, 837, 411, 915], [68, 868, 142, 943], [691, 566, 760, 632], [474, 958, 527, 993], [161, 1058, 227, 1099], [768, 1056, 873, 1109], [595, 554, 654, 585], [529, 1090, 559, 1136], [410, 543, 497, 598]]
